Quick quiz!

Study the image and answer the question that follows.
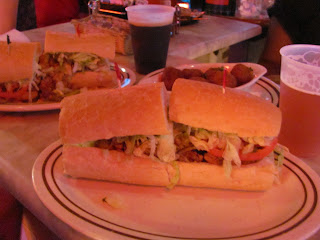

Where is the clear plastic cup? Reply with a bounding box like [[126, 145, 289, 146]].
[[279, 44, 320, 158], [126, 4, 175, 74]]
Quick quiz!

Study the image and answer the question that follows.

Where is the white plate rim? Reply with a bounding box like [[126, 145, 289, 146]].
[[0, 64, 136, 112], [252, 76, 280, 107], [32, 140, 320, 240]]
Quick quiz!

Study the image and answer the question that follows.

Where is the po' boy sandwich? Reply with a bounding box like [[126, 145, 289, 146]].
[[168, 78, 283, 190], [0, 41, 41, 103], [59, 80, 284, 191], [36, 31, 117, 101]]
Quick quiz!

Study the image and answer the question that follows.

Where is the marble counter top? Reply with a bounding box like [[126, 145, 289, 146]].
[[168, 15, 262, 59], [24, 15, 261, 60]]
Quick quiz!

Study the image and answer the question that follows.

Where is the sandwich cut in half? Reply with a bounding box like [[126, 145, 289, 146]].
[[35, 31, 117, 101], [0, 41, 41, 103], [60, 83, 181, 187], [168, 78, 283, 191], [60, 80, 284, 191]]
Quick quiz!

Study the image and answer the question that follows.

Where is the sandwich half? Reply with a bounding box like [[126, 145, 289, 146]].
[[36, 31, 117, 101], [168, 78, 283, 190], [0, 41, 41, 103], [60, 83, 181, 187], [60, 80, 284, 191]]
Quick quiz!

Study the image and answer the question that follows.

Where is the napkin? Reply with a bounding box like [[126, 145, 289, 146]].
[[0, 28, 30, 42]]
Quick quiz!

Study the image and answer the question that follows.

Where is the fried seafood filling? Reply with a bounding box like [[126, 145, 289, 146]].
[[81, 123, 279, 171], [36, 52, 111, 101]]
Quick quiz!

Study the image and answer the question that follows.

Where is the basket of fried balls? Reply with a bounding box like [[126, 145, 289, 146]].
[[160, 63, 254, 91]]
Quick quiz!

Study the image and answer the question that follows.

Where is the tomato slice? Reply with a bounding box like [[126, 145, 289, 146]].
[[0, 87, 28, 100], [208, 138, 278, 162], [208, 147, 223, 158], [239, 138, 278, 161]]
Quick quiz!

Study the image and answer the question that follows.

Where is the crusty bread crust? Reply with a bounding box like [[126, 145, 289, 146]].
[[0, 42, 41, 83], [169, 79, 282, 137], [62, 145, 277, 191], [44, 31, 116, 60], [70, 71, 117, 89], [59, 83, 171, 144]]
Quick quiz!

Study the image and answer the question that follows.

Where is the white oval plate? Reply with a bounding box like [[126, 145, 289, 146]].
[[33, 140, 320, 240], [140, 62, 267, 91], [0, 64, 136, 112]]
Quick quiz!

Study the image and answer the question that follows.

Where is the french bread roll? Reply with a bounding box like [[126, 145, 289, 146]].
[[169, 78, 282, 137], [70, 71, 118, 89], [0, 42, 41, 83], [63, 145, 276, 191], [44, 31, 116, 60], [59, 82, 170, 144]]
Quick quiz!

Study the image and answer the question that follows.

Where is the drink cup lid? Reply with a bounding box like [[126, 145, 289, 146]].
[[126, 4, 175, 27], [280, 44, 320, 95]]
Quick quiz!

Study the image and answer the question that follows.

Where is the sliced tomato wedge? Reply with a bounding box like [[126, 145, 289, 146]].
[[209, 138, 278, 162], [0, 87, 28, 100], [208, 147, 224, 158], [239, 138, 278, 161]]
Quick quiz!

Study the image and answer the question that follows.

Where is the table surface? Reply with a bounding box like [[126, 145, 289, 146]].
[[24, 15, 262, 60], [1, 18, 319, 240]]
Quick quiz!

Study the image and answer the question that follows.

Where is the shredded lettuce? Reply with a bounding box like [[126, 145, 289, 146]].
[[131, 136, 152, 157], [274, 144, 288, 168], [242, 136, 273, 147], [57, 53, 65, 66], [74, 141, 95, 147], [189, 136, 210, 151], [157, 134, 176, 162], [69, 52, 103, 72], [241, 143, 254, 154], [189, 128, 219, 151], [194, 128, 212, 140], [148, 135, 157, 158], [223, 156, 233, 178], [166, 161, 180, 190], [222, 137, 242, 177], [124, 136, 136, 155]]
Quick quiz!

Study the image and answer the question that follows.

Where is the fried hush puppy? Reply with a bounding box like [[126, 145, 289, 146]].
[[231, 63, 254, 84], [160, 66, 184, 90], [204, 67, 237, 88], [182, 68, 204, 79], [190, 76, 207, 82], [160, 64, 255, 90]]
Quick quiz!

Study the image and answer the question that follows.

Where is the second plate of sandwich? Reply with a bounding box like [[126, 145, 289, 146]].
[[0, 31, 136, 112]]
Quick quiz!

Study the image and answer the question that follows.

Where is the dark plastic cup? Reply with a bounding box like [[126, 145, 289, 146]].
[[126, 5, 175, 75]]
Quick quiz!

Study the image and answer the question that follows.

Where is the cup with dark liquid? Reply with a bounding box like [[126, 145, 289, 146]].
[[279, 44, 320, 158], [126, 4, 175, 75]]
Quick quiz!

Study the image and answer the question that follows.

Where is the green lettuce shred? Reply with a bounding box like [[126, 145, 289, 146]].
[[74, 141, 95, 147], [69, 52, 102, 71], [166, 161, 180, 190], [157, 134, 176, 162], [222, 137, 241, 177], [189, 128, 219, 151], [274, 144, 287, 168]]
